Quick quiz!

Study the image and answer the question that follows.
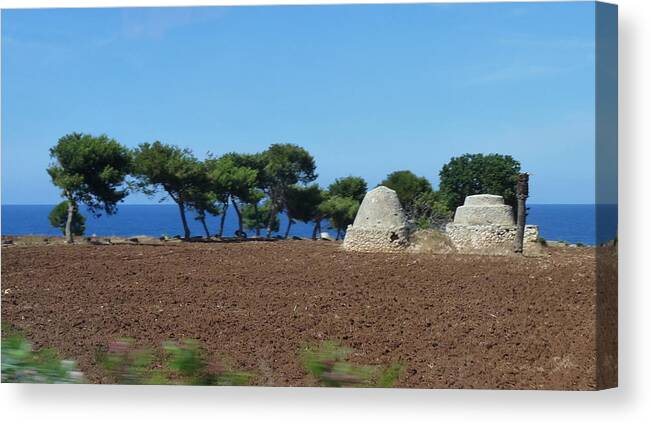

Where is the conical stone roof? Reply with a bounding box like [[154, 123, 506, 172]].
[[352, 186, 407, 229]]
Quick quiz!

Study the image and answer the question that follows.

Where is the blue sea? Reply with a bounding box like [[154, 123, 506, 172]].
[[0, 204, 617, 246]]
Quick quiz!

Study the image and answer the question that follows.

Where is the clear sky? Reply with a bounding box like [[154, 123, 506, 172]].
[[1, 2, 598, 205]]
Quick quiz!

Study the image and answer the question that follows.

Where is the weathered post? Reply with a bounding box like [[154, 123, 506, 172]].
[[513, 173, 529, 254]]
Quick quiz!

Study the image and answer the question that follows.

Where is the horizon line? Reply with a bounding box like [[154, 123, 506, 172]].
[[0, 202, 618, 207]]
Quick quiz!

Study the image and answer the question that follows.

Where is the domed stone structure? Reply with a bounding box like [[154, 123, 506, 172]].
[[445, 194, 541, 255], [343, 186, 411, 252], [452, 194, 515, 225]]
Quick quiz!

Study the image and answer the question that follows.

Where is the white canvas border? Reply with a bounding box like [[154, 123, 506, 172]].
[[1, 0, 648, 423]]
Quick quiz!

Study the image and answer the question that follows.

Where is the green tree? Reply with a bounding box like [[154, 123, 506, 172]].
[[48, 201, 86, 237], [320, 195, 360, 240], [439, 153, 521, 210], [284, 184, 324, 238], [380, 170, 432, 212], [242, 200, 279, 236], [311, 189, 330, 240], [260, 144, 317, 237], [47, 133, 131, 243], [185, 163, 221, 238], [204, 154, 257, 237], [191, 198, 220, 238], [328, 176, 367, 203], [132, 141, 202, 240], [203, 160, 230, 238], [227, 152, 271, 237], [207, 153, 259, 237]]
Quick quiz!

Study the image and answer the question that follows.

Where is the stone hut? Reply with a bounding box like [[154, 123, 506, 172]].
[[342, 186, 411, 252], [445, 194, 541, 255]]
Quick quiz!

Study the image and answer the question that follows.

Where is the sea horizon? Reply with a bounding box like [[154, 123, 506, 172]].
[[1, 203, 618, 245]]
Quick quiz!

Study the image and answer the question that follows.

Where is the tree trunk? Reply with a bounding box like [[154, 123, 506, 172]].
[[231, 197, 243, 236], [65, 196, 75, 244], [336, 228, 342, 240], [218, 202, 229, 238], [284, 218, 293, 239], [312, 221, 319, 240], [513, 173, 529, 254], [199, 215, 210, 238], [177, 201, 191, 240], [266, 205, 277, 238], [254, 204, 260, 237]]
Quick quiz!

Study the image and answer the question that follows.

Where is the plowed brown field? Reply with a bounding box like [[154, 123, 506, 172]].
[[1, 240, 616, 389]]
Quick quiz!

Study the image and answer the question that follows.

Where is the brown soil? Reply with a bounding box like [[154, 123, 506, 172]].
[[1, 240, 616, 389]]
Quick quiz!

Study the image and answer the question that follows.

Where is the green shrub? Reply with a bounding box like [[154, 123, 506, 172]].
[[412, 191, 453, 229], [302, 341, 403, 388]]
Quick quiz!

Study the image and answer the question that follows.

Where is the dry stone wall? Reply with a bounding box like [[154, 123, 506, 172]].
[[343, 226, 411, 253], [446, 224, 541, 255]]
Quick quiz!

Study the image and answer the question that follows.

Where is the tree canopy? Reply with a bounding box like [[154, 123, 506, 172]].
[[328, 176, 368, 203], [286, 184, 324, 224], [262, 144, 317, 187], [47, 133, 131, 215], [438, 153, 521, 210], [379, 170, 432, 210]]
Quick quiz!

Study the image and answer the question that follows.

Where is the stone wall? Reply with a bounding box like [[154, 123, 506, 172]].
[[445, 223, 542, 255]]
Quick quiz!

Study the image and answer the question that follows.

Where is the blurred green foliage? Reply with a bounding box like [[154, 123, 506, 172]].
[[100, 338, 253, 386], [99, 338, 159, 384], [302, 341, 403, 388], [3, 331, 403, 388], [1, 329, 85, 383]]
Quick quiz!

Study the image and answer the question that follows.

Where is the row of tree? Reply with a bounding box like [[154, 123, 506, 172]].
[[47, 132, 521, 243]]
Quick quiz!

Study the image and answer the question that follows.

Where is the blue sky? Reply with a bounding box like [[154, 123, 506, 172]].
[[2, 2, 598, 204]]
